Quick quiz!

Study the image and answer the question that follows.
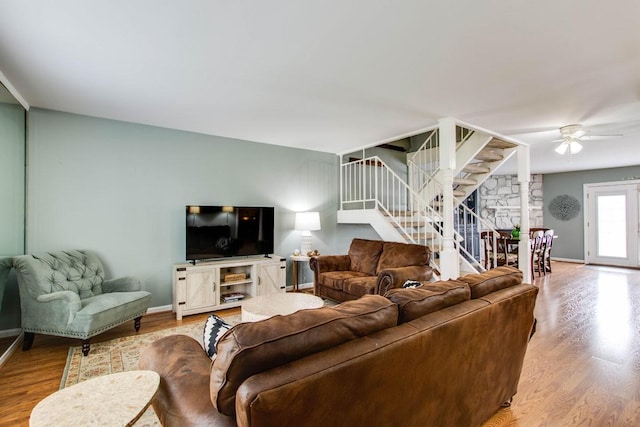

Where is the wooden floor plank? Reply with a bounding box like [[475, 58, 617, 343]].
[[1, 262, 640, 426]]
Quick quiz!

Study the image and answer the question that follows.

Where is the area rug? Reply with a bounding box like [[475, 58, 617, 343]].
[[60, 313, 241, 426]]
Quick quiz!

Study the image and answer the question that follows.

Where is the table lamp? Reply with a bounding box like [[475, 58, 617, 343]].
[[295, 211, 321, 255]]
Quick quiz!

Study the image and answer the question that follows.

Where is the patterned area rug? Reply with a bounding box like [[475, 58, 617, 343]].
[[61, 313, 241, 426]]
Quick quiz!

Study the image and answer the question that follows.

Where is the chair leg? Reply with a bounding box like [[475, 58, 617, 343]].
[[23, 332, 35, 351], [547, 252, 552, 272], [134, 316, 142, 332], [82, 339, 91, 356]]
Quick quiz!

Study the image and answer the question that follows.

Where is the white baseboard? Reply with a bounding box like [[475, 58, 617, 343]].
[[147, 304, 173, 314], [552, 257, 584, 264], [287, 282, 314, 292]]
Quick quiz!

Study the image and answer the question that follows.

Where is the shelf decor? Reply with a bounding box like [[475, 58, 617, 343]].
[[549, 194, 581, 221]]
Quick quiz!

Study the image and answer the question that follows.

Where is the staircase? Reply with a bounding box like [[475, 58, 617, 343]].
[[338, 118, 525, 279]]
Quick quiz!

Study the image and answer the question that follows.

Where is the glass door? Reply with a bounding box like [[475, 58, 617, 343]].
[[585, 182, 639, 267]]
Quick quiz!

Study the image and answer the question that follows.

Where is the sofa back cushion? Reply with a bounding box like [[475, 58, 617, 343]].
[[13, 250, 105, 299], [376, 241, 431, 273], [210, 294, 398, 416], [458, 266, 523, 299], [348, 238, 385, 275], [385, 280, 470, 323]]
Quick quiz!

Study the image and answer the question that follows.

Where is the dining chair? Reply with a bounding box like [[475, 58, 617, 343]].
[[481, 231, 518, 269], [530, 231, 545, 278], [543, 229, 554, 273]]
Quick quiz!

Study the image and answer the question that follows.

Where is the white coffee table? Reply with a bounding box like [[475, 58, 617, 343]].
[[242, 292, 324, 322], [30, 370, 160, 427]]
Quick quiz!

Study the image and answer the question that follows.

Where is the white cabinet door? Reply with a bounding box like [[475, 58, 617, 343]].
[[185, 269, 217, 310], [257, 261, 286, 296]]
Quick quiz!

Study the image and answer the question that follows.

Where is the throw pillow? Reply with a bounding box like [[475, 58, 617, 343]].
[[403, 280, 422, 288], [203, 314, 232, 360]]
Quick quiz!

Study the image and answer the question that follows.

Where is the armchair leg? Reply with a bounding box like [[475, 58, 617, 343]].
[[82, 339, 91, 356], [134, 316, 142, 332], [23, 332, 35, 351]]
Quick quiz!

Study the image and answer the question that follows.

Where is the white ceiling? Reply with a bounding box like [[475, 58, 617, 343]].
[[0, 0, 639, 174]]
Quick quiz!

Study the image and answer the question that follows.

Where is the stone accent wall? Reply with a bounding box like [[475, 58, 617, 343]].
[[478, 174, 543, 230]]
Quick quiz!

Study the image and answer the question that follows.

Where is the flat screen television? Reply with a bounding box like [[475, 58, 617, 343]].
[[186, 205, 275, 262]]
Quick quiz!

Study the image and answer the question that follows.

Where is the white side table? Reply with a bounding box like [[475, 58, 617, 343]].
[[241, 292, 324, 322], [30, 370, 160, 427], [291, 255, 311, 292]]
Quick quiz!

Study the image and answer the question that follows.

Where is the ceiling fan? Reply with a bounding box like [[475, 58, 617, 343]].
[[553, 124, 622, 155]]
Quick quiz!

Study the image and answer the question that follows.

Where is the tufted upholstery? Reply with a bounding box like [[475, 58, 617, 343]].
[[13, 250, 151, 355]]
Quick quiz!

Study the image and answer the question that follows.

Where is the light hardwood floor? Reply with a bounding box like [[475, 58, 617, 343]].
[[1, 262, 639, 426]]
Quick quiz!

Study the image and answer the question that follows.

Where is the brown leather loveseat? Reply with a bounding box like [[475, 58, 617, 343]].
[[309, 238, 433, 302], [139, 266, 537, 427]]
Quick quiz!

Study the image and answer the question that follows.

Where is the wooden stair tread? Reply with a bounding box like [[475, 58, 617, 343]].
[[462, 163, 491, 174], [474, 150, 503, 162], [486, 138, 517, 149], [453, 177, 477, 186], [393, 220, 432, 228], [453, 189, 465, 197]]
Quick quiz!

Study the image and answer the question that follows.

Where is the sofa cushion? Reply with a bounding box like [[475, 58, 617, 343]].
[[203, 314, 233, 360], [319, 270, 370, 291], [348, 238, 385, 275], [342, 276, 379, 297], [210, 294, 398, 416], [458, 266, 523, 299], [385, 280, 471, 323], [376, 242, 430, 273]]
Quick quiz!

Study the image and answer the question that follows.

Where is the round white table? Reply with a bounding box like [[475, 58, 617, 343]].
[[241, 292, 324, 322], [30, 370, 160, 427]]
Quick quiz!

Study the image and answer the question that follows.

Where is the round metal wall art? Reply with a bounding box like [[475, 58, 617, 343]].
[[549, 194, 581, 221]]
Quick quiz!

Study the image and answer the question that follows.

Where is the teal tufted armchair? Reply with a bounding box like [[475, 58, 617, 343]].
[[13, 250, 152, 355]]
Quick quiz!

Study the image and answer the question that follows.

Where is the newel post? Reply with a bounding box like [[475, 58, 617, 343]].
[[438, 117, 459, 280], [517, 144, 531, 283]]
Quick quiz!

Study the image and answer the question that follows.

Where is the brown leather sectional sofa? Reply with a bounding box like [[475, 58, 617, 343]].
[[139, 266, 537, 427], [310, 238, 434, 302]]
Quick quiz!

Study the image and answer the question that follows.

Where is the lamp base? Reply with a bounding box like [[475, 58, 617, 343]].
[[300, 235, 313, 256]]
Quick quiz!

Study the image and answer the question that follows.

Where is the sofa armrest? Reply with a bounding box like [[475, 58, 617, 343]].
[[37, 290, 81, 305], [309, 255, 351, 274], [32, 291, 82, 325], [103, 276, 142, 293], [138, 334, 236, 427], [376, 266, 434, 294]]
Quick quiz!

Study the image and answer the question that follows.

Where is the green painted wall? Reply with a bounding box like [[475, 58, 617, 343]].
[[543, 165, 640, 260], [23, 109, 376, 315]]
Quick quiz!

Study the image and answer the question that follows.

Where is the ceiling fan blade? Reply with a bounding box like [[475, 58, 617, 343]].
[[551, 138, 566, 143], [579, 133, 623, 141]]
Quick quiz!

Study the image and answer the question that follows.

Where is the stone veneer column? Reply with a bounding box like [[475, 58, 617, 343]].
[[478, 174, 544, 229]]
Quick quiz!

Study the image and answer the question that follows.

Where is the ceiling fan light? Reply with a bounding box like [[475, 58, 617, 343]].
[[555, 142, 568, 155], [569, 141, 583, 154]]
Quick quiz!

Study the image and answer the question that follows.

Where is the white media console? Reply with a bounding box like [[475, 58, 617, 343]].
[[172, 255, 286, 320]]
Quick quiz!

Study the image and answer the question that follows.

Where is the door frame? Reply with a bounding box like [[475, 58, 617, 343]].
[[583, 179, 640, 267]]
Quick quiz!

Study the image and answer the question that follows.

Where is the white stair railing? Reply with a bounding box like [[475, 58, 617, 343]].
[[341, 156, 441, 251], [406, 124, 501, 272]]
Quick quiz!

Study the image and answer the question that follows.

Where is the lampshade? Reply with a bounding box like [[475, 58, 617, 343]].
[[294, 212, 321, 231], [222, 206, 234, 213]]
